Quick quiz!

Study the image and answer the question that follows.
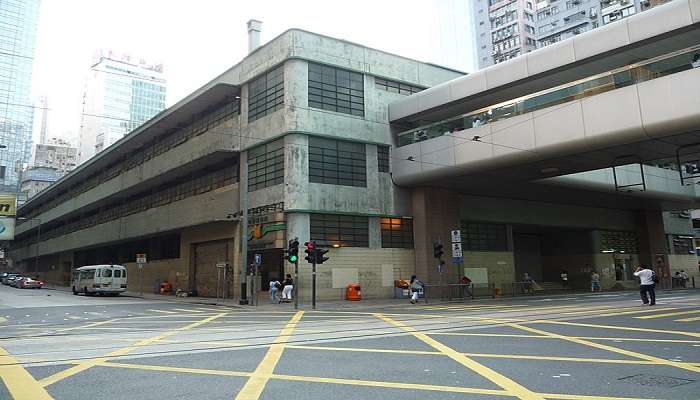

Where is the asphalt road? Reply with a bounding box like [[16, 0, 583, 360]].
[[0, 285, 698, 400]]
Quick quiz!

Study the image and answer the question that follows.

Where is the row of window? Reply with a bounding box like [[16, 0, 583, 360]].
[[308, 62, 365, 117], [248, 65, 284, 122], [74, 234, 181, 266], [310, 214, 414, 249], [374, 78, 424, 96], [247, 139, 284, 191], [21, 99, 239, 222], [16, 164, 237, 246]]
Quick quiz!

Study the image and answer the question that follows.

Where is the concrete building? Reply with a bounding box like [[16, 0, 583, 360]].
[[20, 166, 61, 199], [32, 137, 78, 174], [79, 50, 167, 162], [10, 25, 461, 300], [0, 0, 41, 192], [472, 0, 538, 69]]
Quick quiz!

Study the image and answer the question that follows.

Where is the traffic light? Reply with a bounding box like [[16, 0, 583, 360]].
[[304, 241, 316, 264], [433, 241, 444, 259], [316, 248, 329, 264], [285, 238, 299, 263]]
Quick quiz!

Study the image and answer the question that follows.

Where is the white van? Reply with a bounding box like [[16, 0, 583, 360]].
[[72, 265, 127, 296]]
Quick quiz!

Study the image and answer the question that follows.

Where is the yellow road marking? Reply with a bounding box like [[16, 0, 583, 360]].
[[428, 332, 700, 344], [0, 347, 53, 399], [676, 316, 700, 322], [55, 318, 120, 332], [194, 307, 224, 312], [592, 307, 677, 318], [0, 316, 6, 324], [375, 313, 544, 400], [535, 320, 700, 338], [147, 309, 178, 314], [39, 311, 228, 387], [172, 308, 206, 313], [96, 360, 661, 400], [635, 310, 700, 320], [235, 311, 304, 400], [508, 323, 700, 374], [286, 345, 439, 355]]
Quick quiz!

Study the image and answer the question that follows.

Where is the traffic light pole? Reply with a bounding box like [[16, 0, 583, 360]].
[[294, 259, 299, 310], [312, 258, 317, 310]]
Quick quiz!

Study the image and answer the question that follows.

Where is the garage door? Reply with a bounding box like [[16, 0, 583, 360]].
[[193, 240, 232, 297]]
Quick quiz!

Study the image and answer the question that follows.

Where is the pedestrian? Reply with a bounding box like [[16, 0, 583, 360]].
[[680, 270, 689, 287], [461, 275, 472, 298], [692, 53, 700, 69], [409, 275, 424, 304], [280, 274, 293, 303], [560, 270, 568, 289], [269, 278, 281, 302], [590, 271, 601, 292], [633, 266, 656, 306], [522, 272, 535, 294]]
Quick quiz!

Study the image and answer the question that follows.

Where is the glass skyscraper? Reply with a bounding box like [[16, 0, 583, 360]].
[[0, 0, 41, 192]]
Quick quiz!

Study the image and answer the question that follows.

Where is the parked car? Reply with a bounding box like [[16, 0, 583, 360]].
[[18, 277, 43, 289], [9, 276, 24, 287], [1, 273, 19, 285]]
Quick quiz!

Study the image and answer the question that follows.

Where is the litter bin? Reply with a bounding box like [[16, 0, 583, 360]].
[[346, 283, 362, 301]]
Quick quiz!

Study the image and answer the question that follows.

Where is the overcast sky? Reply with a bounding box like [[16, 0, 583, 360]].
[[32, 0, 475, 145]]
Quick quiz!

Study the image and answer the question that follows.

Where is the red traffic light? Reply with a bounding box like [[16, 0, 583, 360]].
[[305, 241, 316, 250]]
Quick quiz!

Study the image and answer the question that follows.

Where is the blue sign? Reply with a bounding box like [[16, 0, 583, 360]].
[[254, 253, 262, 265], [452, 257, 463, 264]]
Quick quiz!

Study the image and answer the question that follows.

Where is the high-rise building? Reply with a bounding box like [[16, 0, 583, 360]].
[[34, 95, 48, 145], [474, 0, 673, 69], [78, 50, 166, 162], [0, 0, 41, 192], [32, 137, 78, 174], [472, 0, 538, 69]]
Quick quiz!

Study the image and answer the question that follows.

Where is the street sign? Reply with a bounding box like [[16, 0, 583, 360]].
[[254, 253, 262, 266], [136, 253, 147, 264], [437, 263, 443, 273], [451, 229, 461, 243], [452, 257, 463, 264], [216, 262, 227, 269], [451, 242, 463, 258]]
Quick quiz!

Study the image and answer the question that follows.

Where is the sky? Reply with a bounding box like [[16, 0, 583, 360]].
[[31, 0, 475, 146]]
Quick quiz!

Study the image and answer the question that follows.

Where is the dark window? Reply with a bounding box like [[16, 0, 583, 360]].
[[374, 77, 424, 95], [671, 235, 695, 255], [381, 217, 414, 248], [248, 139, 284, 191], [309, 137, 366, 187], [377, 145, 390, 173], [599, 231, 639, 254], [308, 62, 364, 117], [461, 222, 507, 251], [248, 65, 284, 122], [310, 214, 369, 247], [0, 166, 5, 179]]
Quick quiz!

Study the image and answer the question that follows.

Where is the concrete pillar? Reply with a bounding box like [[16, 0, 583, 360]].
[[411, 187, 461, 285], [636, 210, 670, 277]]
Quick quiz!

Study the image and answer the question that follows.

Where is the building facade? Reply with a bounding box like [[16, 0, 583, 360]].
[[473, 0, 538, 69], [20, 165, 61, 199], [10, 29, 461, 300], [79, 50, 167, 162], [32, 137, 78, 174], [0, 0, 41, 192]]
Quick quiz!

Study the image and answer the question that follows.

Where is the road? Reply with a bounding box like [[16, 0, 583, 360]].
[[0, 285, 698, 400]]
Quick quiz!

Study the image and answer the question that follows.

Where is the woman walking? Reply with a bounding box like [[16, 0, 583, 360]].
[[409, 275, 424, 304], [280, 274, 294, 303]]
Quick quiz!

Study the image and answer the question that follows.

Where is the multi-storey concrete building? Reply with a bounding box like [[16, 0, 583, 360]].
[[79, 50, 167, 162], [10, 26, 461, 299], [20, 166, 61, 199], [33, 137, 78, 174], [0, 0, 41, 192], [472, 0, 540, 68]]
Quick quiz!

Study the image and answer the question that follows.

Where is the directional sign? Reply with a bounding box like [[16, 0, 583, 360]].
[[451, 230, 461, 243], [136, 253, 147, 264], [451, 242, 463, 258], [254, 253, 262, 266]]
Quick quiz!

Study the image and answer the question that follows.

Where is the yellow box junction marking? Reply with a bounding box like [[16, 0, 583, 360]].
[[534, 320, 700, 338], [374, 313, 545, 400], [0, 347, 53, 400], [675, 316, 700, 322], [635, 309, 700, 320], [39, 311, 228, 387], [508, 323, 700, 374], [234, 311, 304, 400]]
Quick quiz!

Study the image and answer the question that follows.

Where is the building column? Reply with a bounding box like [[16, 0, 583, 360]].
[[636, 210, 669, 278], [412, 187, 461, 285]]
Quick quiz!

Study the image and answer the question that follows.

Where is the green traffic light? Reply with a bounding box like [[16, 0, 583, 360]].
[[289, 255, 298, 263]]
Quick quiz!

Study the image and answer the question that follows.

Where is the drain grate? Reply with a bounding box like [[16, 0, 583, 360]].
[[618, 374, 695, 388]]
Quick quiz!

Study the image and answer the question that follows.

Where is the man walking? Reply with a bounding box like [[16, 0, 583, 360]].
[[590, 271, 601, 292], [633, 266, 656, 306]]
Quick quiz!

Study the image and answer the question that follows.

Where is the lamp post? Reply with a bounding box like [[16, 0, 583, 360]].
[[18, 217, 41, 277]]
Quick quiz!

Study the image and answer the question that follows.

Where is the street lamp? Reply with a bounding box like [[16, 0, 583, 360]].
[[18, 217, 41, 277]]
